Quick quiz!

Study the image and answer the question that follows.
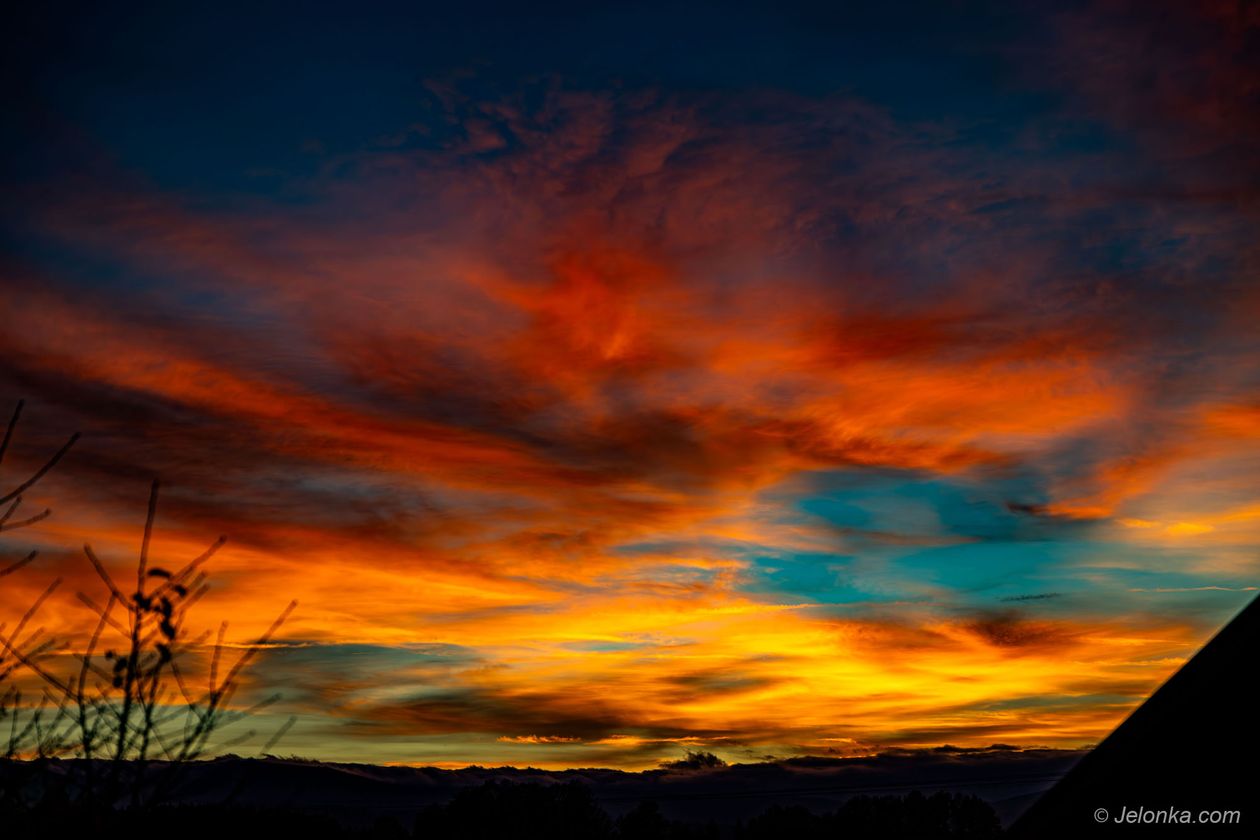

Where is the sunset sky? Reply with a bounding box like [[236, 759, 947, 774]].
[[2, 1, 1258, 769]]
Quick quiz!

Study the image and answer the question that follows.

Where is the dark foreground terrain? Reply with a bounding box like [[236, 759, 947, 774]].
[[1, 747, 1079, 839], [4, 785, 1004, 840]]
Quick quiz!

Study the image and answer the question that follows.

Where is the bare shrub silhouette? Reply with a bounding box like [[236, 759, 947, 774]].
[[0, 399, 79, 576], [0, 399, 79, 760], [0, 400, 297, 813]]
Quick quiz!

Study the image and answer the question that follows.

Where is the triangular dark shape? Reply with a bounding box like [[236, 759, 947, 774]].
[[1009, 594, 1258, 836]]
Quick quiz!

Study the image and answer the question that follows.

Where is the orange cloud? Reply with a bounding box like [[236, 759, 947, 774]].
[[3, 70, 1257, 767]]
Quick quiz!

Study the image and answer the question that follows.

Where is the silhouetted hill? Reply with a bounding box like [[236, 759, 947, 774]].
[[2, 745, 1078, 835], [0, 772, 1011, 839]]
